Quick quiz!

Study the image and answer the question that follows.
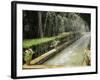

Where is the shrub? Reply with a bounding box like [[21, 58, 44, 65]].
[[24, 48, 35, 65], [23, 32, 82, 61]]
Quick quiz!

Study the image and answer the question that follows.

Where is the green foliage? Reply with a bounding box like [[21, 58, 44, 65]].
[[50, 40, 60, 48], [23, 32, 82, 64], [23, 32, 71, 48], [23, 37, 56, 48], [24, 48, 35, 65], [23, 11, 90, 39]]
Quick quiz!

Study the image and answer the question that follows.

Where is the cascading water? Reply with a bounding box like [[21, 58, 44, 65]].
[[43, 33, 91, 66], [44, 12, 90, 36], [23, 11, 91, 67], [43, 12, 91, 66]]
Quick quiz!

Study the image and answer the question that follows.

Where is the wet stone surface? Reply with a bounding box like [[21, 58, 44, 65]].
[[43, 32, 90, 67]]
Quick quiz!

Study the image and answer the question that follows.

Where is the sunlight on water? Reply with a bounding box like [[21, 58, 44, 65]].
[[44, 12, 89, 34], [43, 12, 90, 66], [43, 33, 90, 66]]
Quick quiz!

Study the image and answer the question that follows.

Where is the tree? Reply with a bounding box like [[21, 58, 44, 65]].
[[38, 11, 43, 38]]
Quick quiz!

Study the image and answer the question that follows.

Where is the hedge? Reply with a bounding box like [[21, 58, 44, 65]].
[[23, 32, 82, 60]]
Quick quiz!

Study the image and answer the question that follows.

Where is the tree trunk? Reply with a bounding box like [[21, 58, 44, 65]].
[[38, 11, 43, 38]]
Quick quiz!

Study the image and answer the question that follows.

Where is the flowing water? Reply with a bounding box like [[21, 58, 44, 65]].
[[44, 12, 89, 36], [43, 32, 90, 66], [42, 12, 91, 66]]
